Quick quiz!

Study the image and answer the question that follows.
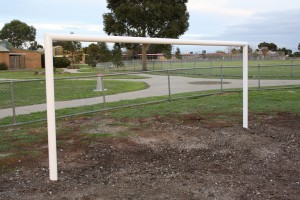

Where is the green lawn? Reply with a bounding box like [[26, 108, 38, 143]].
[[105, 88, 300, 120], [0, 59, 299, 80], [0, 79, 149, 109], [1, 87, 299, 127], [96, 59, 300, 79]]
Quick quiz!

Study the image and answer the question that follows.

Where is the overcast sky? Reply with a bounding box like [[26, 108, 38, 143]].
[[1, 0, 300, 53]]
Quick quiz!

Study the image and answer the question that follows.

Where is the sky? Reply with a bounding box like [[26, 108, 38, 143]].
[[1, 0, 300, 53]]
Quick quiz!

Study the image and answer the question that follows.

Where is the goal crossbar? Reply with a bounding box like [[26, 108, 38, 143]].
[[44, 33, 248, 181]]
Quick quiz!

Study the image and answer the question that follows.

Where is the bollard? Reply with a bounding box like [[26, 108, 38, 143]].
[[94, 74, 107, 92]]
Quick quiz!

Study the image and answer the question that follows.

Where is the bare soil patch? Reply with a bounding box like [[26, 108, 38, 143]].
[[0, 112, 299, 199]]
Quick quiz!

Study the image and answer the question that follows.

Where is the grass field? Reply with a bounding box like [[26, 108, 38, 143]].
[[84, 59, 300, 79], [1, 87, 299, 126], [0, 59, 299, 80], [0, 79, 149, 109]]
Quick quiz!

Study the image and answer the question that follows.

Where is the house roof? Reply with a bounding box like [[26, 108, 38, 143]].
[[0, 40, 14, 51], [0, 46, 9, 52]]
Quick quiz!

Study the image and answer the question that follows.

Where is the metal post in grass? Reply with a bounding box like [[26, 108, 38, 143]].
[[210, 60, 213, 76], [153, 60, 155, 70], [168, 70, 171, 100], [242, 45, 248, 129], [290, 60, 294, 78], [258, 64, 261, 89], [10, 81, 16, 124], [44, 33, 58, 181], [161, 61, 163, 70], [193, 57, 196, 75], [101, 75, 107, 108], [220, 64, 223, 92]]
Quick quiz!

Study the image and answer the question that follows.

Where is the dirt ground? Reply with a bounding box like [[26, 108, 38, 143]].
[[0, 112, 299, 200]]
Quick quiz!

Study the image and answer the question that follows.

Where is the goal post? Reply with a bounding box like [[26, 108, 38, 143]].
[[44, 33, 248, 181]]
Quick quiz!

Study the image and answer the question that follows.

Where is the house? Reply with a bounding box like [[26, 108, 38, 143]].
[[53, 45, 86, 64], [0, 40, 42, 70]]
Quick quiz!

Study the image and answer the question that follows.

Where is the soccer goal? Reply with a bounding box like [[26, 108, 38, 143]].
[[44, 33, 248, 180]]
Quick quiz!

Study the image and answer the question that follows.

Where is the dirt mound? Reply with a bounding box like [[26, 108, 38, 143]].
[[1, 113, 299, 199]]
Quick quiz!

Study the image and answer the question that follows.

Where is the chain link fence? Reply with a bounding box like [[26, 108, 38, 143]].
[[1, 62, 300, 127]]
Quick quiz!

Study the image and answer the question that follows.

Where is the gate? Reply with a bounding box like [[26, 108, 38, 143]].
[[9, 54, 26, 69]]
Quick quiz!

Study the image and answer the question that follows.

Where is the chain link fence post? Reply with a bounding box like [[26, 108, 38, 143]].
[[101, 76, 107, 108], [220, 64, 223, 92], [210, 60, 213, 76], [168, 70, 172, 101], [258, 64, 261, 89], [291, 60, 294, 78], [193, 58, 196, 75], [153, 60, 155, 70], [10, 81, 17, 124]]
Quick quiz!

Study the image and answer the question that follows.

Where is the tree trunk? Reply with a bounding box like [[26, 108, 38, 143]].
[[142, 43, 147, 71]]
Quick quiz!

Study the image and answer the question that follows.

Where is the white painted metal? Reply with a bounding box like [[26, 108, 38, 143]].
[[44, 33, 249, 181], [44, 34, 58, 181], [242, 45, 249, 129]]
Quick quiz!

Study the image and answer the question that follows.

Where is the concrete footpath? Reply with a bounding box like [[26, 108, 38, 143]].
[[1, 73, 300, 119]]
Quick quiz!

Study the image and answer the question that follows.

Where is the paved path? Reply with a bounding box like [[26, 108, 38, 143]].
[[1, 74, 300, 119]]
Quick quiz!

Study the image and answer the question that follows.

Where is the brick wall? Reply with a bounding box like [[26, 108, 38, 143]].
[[12, 49, 42, 69], [0, 52, 10, 67]]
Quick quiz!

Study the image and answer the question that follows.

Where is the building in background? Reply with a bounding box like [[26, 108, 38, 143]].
[[0, 40, 42, 70]]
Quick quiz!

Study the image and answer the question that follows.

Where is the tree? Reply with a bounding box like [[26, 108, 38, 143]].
[[86, 42, 111, 68], [0, 20, 36, 48], [53, 33, 83, 67], [111, 44, 124, 68], [63, 41, 82, 66], [28, 41, 43, 50], [258, 42, 278, 51], [230, 48, 240, 55], [294, 52, 300, 57], [103, 0, 189, 71], [86, 43, 99, 68], [175, 47, 182, 59], [278, 48, 292, 56], [97, 42, 111, 62], [298, 43, 300, 52], [162, 45, 172, 59], [261, 47, 268, 57]]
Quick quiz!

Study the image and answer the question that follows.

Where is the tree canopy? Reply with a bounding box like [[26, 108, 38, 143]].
[[258, 42, 278, 52], [103, 0, 189, 70], [85, 42, 111, 68], [0, 19, 36, 48], [175, 47, 182, 59]]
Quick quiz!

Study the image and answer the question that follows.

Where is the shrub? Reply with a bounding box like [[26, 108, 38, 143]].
[[53, 57, 71, 68], [294, 52, 300, 58], [0, 63, 8, 70]]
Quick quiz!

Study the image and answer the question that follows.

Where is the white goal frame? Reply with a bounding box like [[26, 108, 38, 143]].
[[44, 33, 248, 181]]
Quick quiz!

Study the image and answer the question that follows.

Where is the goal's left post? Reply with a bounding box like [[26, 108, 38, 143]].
[[44, 33, 58, 181], [242, 44, 248, 129]]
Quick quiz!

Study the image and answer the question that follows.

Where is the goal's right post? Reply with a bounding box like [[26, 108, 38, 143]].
[[243, 45, 248, 129]]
